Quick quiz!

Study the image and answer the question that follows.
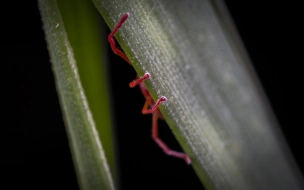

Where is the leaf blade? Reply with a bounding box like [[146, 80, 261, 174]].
[[92, 0, 304, 189], [57, 0, 118, 184], [38, 0, 115, 189]]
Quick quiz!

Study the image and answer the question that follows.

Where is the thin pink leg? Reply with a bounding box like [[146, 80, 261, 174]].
[[108, 13, 131, 64], [109, 13, 190, 164], [152, 110, 191, 164], [129, 73, 151, 88], [142, 96, 167, 114], [108, 14, 151, 88], [141, 96, 153, 114]]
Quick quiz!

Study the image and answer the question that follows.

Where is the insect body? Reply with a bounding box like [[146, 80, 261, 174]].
[[108, 13, 191, 164]]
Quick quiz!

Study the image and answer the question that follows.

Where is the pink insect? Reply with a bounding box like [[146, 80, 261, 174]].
[[108, 13, 191, 164]]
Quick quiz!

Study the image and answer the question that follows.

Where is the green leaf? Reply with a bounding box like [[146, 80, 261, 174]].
[[57, 0, 118, 184], [91, 0, 304, 189], [38, 0, 115, 189]]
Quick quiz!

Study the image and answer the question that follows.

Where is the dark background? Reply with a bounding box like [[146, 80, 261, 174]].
[[1, 1, 302, 190]]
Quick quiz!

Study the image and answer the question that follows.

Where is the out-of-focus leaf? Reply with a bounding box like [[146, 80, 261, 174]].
[[38, 0, 115, 189], [57, 0, 117, 184]]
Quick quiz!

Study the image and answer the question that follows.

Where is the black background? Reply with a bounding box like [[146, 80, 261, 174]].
[[1, 1, 302, 190]]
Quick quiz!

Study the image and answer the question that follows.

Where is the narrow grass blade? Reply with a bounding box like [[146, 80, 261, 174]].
[[57, 0, 118, 184], [38, 0, 115, 189], [91, 0, 304, 189]]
